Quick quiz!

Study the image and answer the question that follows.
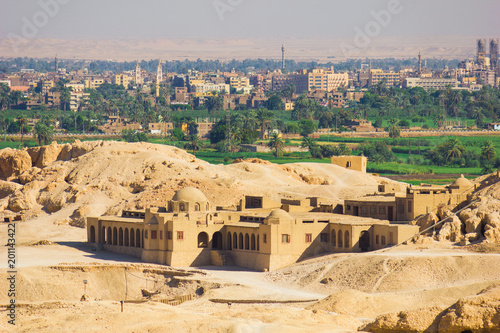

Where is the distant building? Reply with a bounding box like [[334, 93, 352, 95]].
[[115, 74, 133, 88], [369, 69, 401, 88], [331, 156, 367, 173], [404, 77, 459, 91]]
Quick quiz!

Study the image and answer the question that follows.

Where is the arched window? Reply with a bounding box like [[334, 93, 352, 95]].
[[136, 229, 141, 248], [198, 232, 209, 248], [179, 203, 185, 211], [119, 228, 124, 246], [331, 230, 336, 247], [245, 233, 250, 250], [130, 228, 135, 247], [194, 203, 200, 211], [251, 234, 256, 250], [344, 230, 349, 248], [113, 227, 118, 245], [107, 227, 112, 245], [227, 232, 232, 250], [338, 230, 343, 248], [233, 233, 238, 250], [212, 232, 223, 250], [124, 228, 129, 246], [239, 233, 244, 249], [100, 226, 106, 243], [89, 225, 96, 243]]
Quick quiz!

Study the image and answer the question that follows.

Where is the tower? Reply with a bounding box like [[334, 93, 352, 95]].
[[156, 60, 163, 99], [418, 52, 422, 76], [135, 61, 142, 86], [281, 42, 286, 71], [477, 39, 486, 67], [490, 39, 499, 70]]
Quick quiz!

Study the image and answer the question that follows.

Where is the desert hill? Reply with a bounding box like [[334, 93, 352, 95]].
[[0, 140, 389, 232]]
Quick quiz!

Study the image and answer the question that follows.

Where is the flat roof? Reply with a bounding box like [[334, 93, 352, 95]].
[[99, 216, 144, 224], [345, 196, 396, 203]]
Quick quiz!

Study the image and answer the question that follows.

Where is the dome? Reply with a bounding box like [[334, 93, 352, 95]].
[[266, 209, 292, 220], [451, 175, 472, 188], [172, 187, 208, 202]]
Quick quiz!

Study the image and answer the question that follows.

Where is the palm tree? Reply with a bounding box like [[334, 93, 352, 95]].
[[387, 119, 400, 140], [255, 108, 273, 140], [440, 138, 465, 162], [185, 134, 201, 156], [481, 141, 496, 163], [268, 132, 284, 157], [17, 116, 28, 146], [33, 122, 54, 146]]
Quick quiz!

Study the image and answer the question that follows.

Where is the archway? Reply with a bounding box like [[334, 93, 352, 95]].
[[233, 233, 238, 249], [359, 231, 370, 252], [338, 230, 343, 248], [136, 229, 141, 248], [251, 234, 256, 250], [212, 232, 223, 250], [331, 230, 336, 247], [239, 233, 243, 249], [227, 232, 232, 250], [245, 233, 250, 250], [90, 225, 96, 243], [113, 227, 118, 245], [344, 230, 350, 248], [198, 232, 209, 248], [100, 226, 106, 243], [257, 235, 260, 251], [107, 227, 112, 245], [124, 228, 129, 247], [130, 228, 135, 247], [119, 228, 124, 246]]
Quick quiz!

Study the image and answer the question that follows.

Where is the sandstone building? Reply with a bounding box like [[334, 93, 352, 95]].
[[87, 187, 418, 271]]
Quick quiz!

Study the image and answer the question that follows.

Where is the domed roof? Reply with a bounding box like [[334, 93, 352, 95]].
[[451, 175, 472, 188], [266, 209, 292, 220], [172, 187, 208, 202]]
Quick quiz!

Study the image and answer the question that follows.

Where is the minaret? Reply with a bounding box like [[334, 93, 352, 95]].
[[156, 60, 162, 99], [418, 52, 422, 76], [281, 42, 286, 71], [135, 61, 141, 86]]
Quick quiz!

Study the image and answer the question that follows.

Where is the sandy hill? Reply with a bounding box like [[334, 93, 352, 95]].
[[0, 140, 390, 233]]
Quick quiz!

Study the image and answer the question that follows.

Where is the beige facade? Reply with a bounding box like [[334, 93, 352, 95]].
[[331, 156, 367, 173], [344, 176, 475, 222], [369, 69, 401, 87], [115, 74, 133, 87], [87, 187, 418, 271]]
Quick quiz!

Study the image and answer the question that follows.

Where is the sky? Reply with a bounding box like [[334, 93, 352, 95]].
[[2, 0, 500, 41]]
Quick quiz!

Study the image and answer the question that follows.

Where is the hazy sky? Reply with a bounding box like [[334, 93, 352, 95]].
[[2, 0, 500, 41]]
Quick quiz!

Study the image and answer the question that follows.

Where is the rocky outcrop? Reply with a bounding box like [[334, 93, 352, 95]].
[[0, 181, 23, 199], [27, 140, 101, 169], [437, 216, 463, 242], [438, 286, 500, 332], [361, 307, 444, 333], [0, 148, 32, 180], [413, 212, 439, 232]]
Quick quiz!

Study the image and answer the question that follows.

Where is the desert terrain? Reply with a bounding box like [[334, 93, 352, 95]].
[[0, 36, 477, 61], [1, 141, 500, 332]]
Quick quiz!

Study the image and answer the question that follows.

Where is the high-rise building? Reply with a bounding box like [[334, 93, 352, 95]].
[[490, 39, 499, 70], [478, 39, 487, 67]]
